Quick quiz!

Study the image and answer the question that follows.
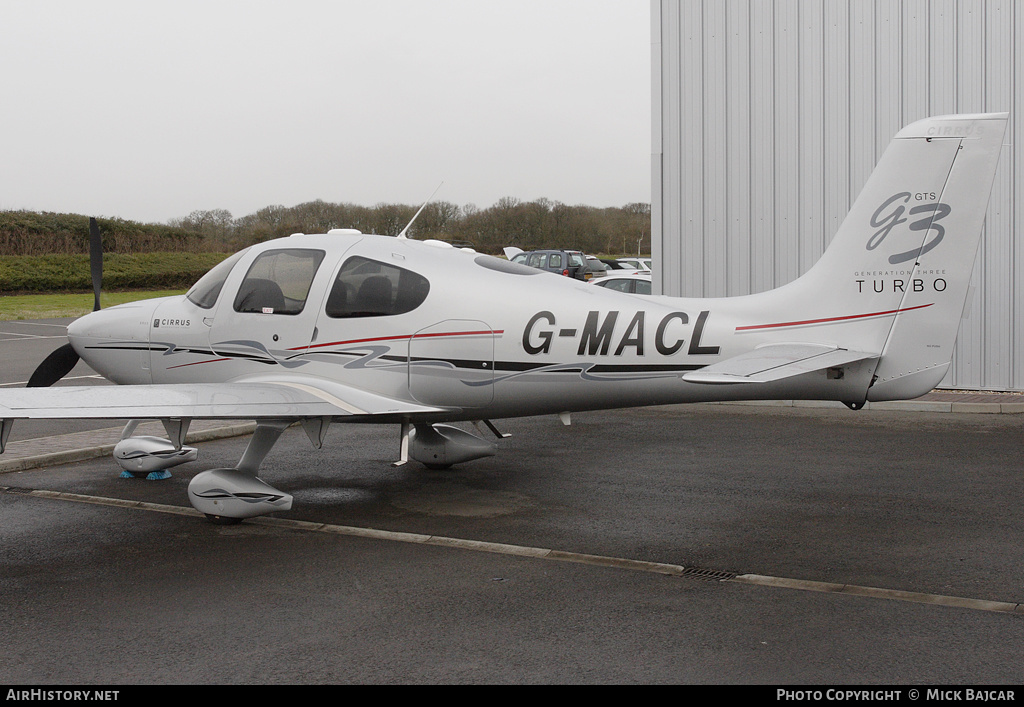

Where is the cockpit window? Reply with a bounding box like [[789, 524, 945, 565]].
[[325, 256, 430, 318], [233, 248, 325, 315], [186, 248, 250, 310]]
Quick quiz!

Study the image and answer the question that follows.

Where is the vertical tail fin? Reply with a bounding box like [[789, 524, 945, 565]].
[[773, 113, 1008, 400]]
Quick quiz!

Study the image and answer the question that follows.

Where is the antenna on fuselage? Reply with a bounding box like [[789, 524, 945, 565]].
[[397, 181, 444, 239]]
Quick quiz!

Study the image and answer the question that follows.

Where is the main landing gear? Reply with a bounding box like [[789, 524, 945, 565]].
[[164, 417, 509, 524], [187, 420, 294, 524], [393, 421, 502, 470]]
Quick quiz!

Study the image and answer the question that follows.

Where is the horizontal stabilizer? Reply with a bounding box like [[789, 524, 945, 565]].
[[682, 344, 878, 385]]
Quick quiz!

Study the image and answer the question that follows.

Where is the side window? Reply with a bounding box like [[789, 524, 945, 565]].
[[549, 253, 563, 269], [185, 248, 250, 309], [527, 253, 546, 268], [326, 256, 430, 318], [604, 279, 632, 293], [233, 248, 325, 315], [512, 253, 528, 265], [635, 280, 652, 295]]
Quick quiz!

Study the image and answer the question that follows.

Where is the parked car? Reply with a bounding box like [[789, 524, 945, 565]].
[[584, 255, 609, 278], [600, 258, 644, 275], [617, 257, 651, 272], [599, 258, 634, 271], [505, 248, 589, 280], [589, 273, 652, 295]]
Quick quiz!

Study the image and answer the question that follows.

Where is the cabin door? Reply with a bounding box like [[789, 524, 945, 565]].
[[408, 319, 495, 407]]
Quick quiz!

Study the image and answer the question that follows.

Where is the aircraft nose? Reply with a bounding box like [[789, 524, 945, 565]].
[[68, 301, 154, 346], [67, 300, 159, 384]]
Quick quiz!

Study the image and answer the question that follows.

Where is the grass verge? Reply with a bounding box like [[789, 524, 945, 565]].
[[0, 290, 186, 321]]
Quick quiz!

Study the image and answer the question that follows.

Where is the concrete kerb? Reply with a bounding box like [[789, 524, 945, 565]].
[[0, 421, 257, 474]]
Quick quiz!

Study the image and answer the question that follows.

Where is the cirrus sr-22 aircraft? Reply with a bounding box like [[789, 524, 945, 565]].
[[0, 112, 1009, 523]]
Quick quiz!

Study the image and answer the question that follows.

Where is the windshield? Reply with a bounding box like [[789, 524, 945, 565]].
[[185, 249, 250, 309]]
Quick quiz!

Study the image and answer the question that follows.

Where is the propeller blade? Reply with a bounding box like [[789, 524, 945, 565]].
[[89, 217, 102, 311], [27, 343, 80, 388], [25, 219, 98, 387]]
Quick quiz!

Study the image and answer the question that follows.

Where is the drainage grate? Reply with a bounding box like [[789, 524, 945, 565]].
[[1, 486, 35, 495], [680, 566, 737, 582]]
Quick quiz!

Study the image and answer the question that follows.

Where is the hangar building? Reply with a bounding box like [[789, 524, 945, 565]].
[[652, 0, 1024, 390]]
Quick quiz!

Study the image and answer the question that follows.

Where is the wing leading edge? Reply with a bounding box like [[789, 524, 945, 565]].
[[681, 344, 879, 385], [0, 377, 448, 422]]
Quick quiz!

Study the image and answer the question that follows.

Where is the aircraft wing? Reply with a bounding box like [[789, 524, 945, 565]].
[[681, 344, 879, 384], [0, 377, 448, 422]]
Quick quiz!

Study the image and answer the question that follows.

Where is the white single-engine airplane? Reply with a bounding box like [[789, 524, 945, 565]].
[[0, 113, 1008, 523]]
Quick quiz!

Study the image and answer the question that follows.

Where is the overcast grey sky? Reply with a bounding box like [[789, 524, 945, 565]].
[[0, 0, 650, 225]]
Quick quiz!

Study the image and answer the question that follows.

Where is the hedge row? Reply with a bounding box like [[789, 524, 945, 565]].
[[0, 211, 209, 256], [0, 252, 230, 293]]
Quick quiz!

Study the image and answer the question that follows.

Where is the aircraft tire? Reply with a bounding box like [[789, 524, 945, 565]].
[[204, 513, 243, 525]]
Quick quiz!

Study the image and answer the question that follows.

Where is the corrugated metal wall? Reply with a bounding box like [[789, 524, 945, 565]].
[[652, 0, 1022, 390]]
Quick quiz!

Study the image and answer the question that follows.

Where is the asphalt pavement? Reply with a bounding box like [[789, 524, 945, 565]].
[[0, 318, 114, 440], [2, 318, 1023, 684], [2, 403, 1024, 684]]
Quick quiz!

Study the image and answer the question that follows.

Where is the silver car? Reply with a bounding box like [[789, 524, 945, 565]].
[[589, 273, 651, 295]]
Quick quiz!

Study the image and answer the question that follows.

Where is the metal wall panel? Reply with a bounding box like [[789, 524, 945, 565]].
[[953, 0, 986, 386], [984, 0, 1016, 390], [652, 0, 1022, 390], [724, 1, 751, 295], [822, 0, 850, 255], [680, 1, 704, 295], [1014, 1, 1024, 389], [797, 1, 825, 274], [774, 1, 801, 287], [704, 1, 728, 296]]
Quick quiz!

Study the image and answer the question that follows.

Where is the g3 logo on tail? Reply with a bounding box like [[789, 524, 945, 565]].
[[868, 192, 951, 265]]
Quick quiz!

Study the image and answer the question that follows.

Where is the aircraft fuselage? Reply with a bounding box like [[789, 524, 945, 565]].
[[68, 232, 879, 422]]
